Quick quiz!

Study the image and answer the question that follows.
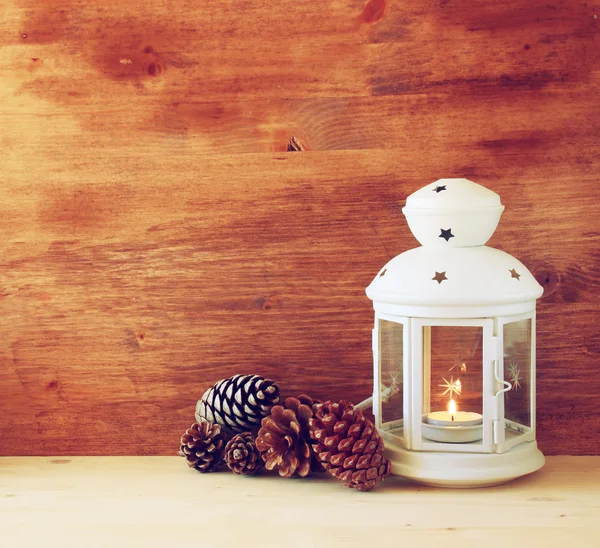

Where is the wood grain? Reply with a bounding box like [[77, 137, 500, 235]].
[[1, 456, 599, 547], [0, 0, 598, 456]]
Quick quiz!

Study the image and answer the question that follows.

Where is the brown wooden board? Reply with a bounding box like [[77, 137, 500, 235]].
[[0, 0, 598, 455]]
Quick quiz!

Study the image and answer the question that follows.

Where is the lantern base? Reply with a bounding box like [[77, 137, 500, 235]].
[[381, 435, 545, 488]]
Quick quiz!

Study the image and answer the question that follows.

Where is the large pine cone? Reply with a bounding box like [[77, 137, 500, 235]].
[[196, 374, 280, 434], [309, 401, 390, 491], [179, 421, 226, 473], [224, 432, 264, 476], [255, 395, 318, 478]]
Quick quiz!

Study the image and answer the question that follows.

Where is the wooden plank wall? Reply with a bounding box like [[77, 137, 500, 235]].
[[0, 0, 598, 456]]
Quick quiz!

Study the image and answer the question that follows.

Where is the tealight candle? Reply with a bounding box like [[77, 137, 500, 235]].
[[427, 399, 483, 427], [422, 399, 483, 444]]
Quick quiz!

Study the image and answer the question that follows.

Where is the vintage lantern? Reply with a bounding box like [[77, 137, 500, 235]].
[[366, 178, 544, 487]]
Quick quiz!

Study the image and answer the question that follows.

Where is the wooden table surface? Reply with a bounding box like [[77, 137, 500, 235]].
[[1, 456, 598, 547]]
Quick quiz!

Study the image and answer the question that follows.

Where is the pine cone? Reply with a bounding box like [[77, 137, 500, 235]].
[[179, 421, 226, 473], [196, 374, 280, 434], [224, 432, 264, 475], [255, 395, 318, 478], [309, 401, 390, 491]]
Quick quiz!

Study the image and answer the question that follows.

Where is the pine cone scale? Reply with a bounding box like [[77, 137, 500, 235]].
[[356, 455, 371, 469], [338, 470, 352, 482], [333, 421, 348, 434], [295, 404, 312, 423], [338, 438, 352, 451], [343, 454, 359, 468], [328, 452, 343, 466], [297, 459, 311, 477], [312, 428, 327, 441]]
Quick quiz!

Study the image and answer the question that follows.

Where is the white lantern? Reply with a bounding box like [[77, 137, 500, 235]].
[[366, 178, 544, 487]]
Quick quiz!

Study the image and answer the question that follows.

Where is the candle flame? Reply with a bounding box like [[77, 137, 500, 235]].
[[449, 398, 457, 421]]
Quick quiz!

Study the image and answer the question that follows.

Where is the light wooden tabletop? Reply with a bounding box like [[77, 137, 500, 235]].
[[1, 456, 598, 547]]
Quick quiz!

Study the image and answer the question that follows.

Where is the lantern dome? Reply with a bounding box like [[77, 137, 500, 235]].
[[366, 179, 543, 318], [402, 178, 504, 247]]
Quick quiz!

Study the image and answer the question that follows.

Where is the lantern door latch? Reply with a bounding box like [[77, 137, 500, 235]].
[[493, 359, 512, 397]]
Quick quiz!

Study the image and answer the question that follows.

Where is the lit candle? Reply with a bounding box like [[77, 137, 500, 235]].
[[427, 399, 482, 427], [422, 399, 483, 443]]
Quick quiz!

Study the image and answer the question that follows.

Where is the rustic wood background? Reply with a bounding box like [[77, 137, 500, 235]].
[[0, 0, 598, 456]]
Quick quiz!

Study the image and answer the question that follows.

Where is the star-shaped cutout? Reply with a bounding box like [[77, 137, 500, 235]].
[[432, 271, 448, 284], [509, 268, 521, 280], [433, 185, 447, 193], [379, 268, 387, 278], [439, 376, 462, 398], [439, 228, 454, 242]]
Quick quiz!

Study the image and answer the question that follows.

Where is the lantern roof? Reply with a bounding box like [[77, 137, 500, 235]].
[[366, 179, 543, 318]]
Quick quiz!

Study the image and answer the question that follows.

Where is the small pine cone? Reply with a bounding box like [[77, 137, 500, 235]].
[[196, 374, 280, 434], [224, 432, 264, 475], [179, 421, 226, 473], [255, 395, 317, 478], [309, 401, 390, 492]]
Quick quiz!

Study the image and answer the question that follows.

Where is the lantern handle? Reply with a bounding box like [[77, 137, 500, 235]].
[[355, 396, 372, 412], [493, 359, 512, 397]]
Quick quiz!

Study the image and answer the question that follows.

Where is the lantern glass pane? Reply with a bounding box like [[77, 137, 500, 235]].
[[503, 319, 532, 430], [422, 326, 484, 446], [379, 319, 403, 433]]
